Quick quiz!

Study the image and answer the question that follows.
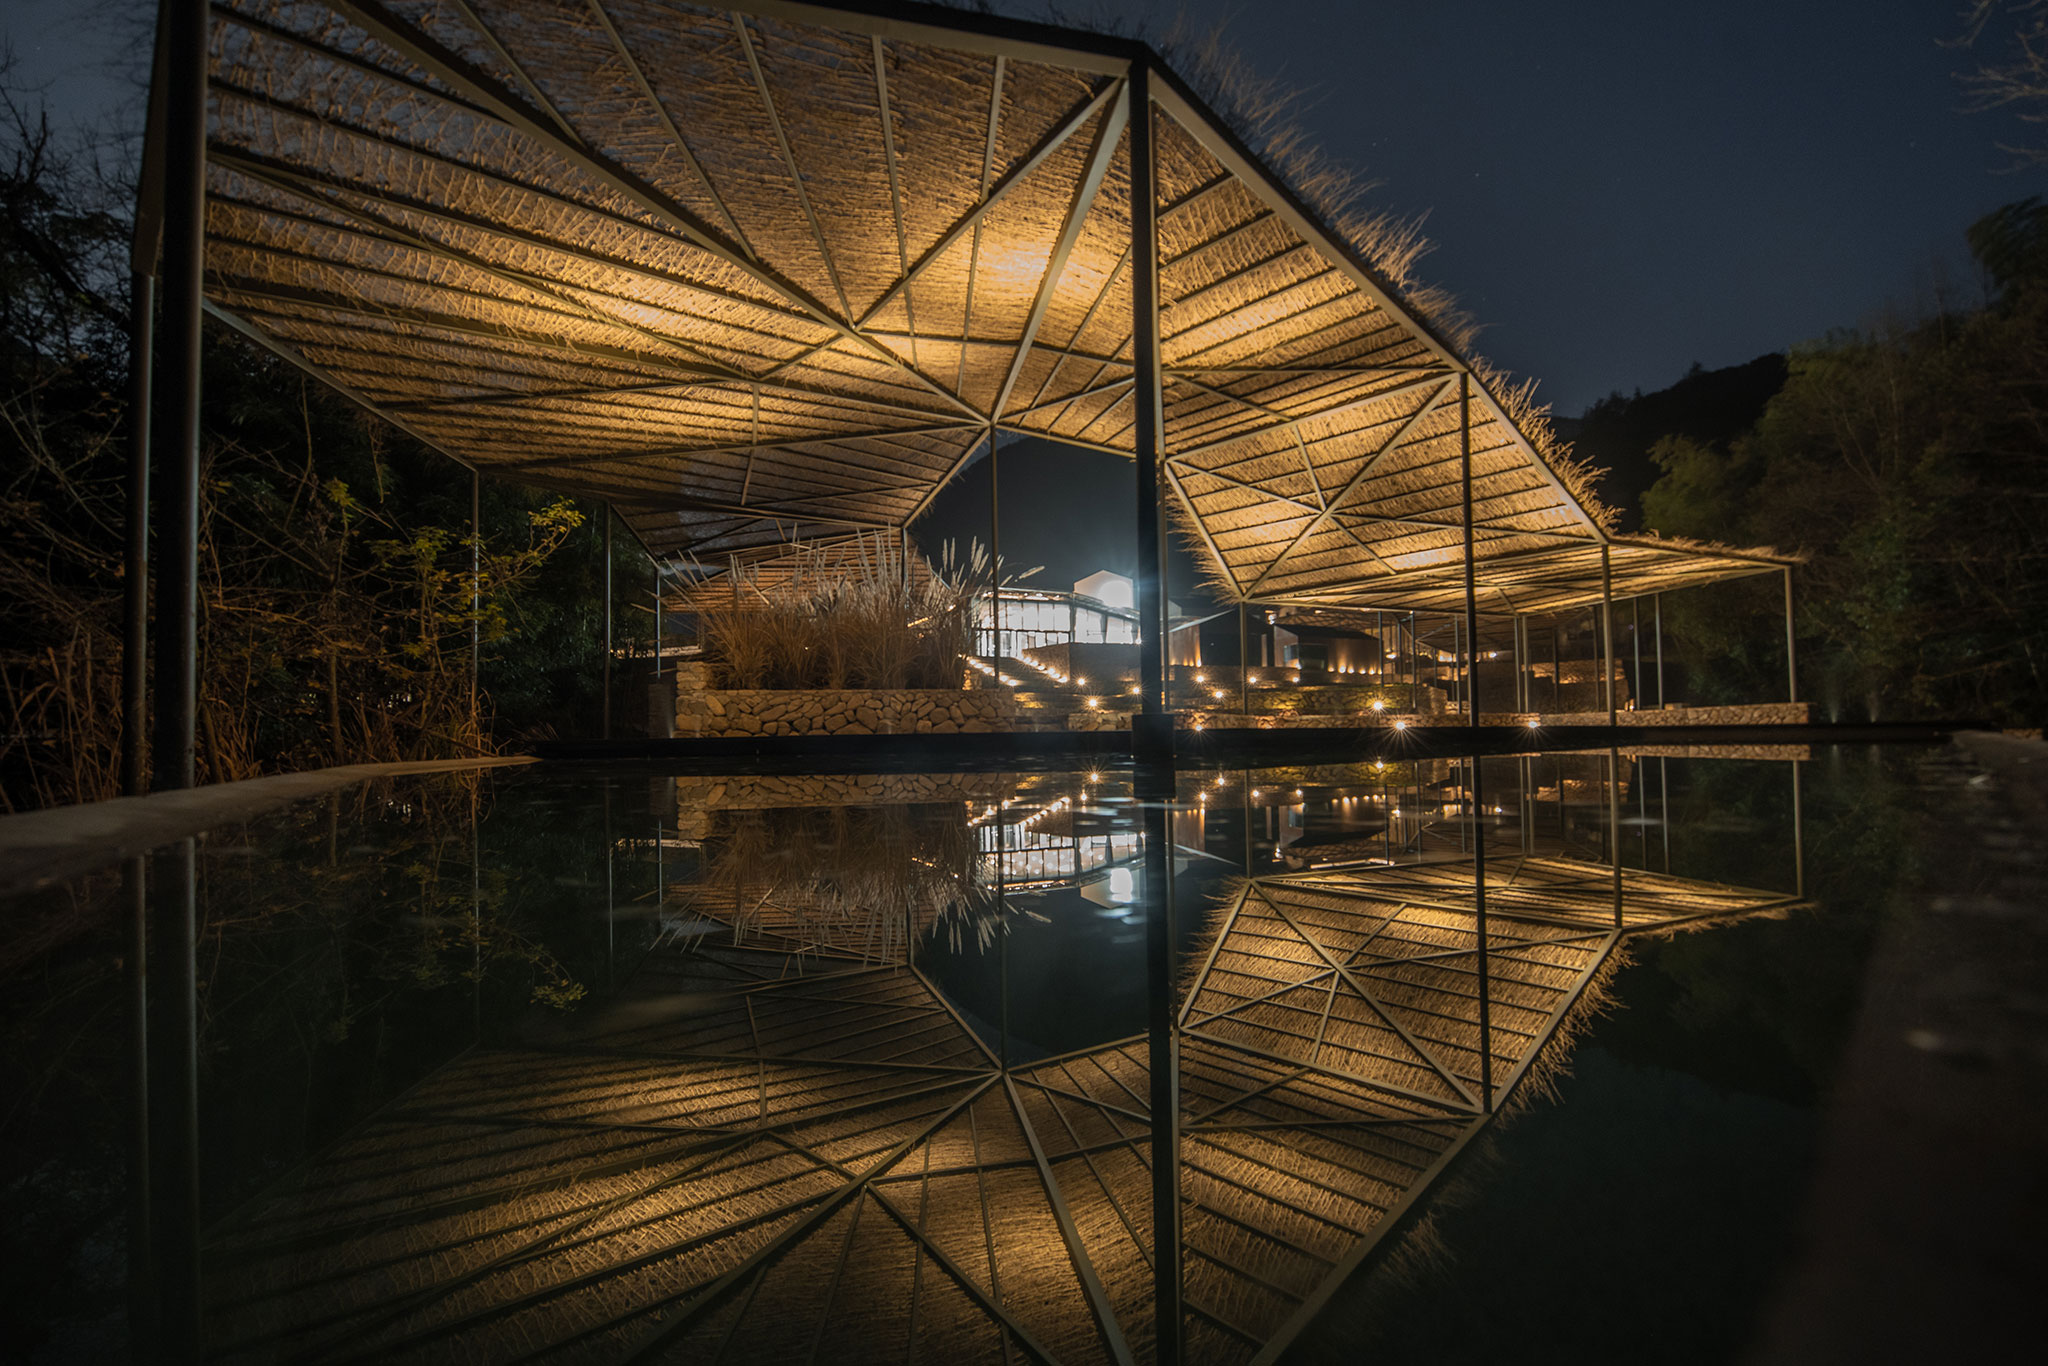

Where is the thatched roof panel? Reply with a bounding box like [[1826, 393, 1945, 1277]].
[[185, 0, 1791, 610]]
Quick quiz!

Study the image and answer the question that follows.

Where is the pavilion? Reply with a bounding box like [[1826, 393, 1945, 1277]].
[[130, 0, 1799, 776]]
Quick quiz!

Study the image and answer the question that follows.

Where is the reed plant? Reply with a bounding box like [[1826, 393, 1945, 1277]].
[[698, 534, 990, 690]]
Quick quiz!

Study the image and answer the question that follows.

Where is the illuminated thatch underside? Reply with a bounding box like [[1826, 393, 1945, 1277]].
[[177, 0, 1793, 615], [199, 856, 1792, 1364]]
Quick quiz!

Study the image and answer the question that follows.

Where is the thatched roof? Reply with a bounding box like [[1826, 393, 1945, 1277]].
[[167, 0, 1792, 616]]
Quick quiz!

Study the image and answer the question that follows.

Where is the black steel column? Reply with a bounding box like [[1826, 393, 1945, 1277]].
[[1632, 598, 1642, 716], [1130, 62, 1171, 757], [151, 0, 205, 793], [1458, 374, 1492, 1108], [1782, 567, 1798, 704], [1232, 603, 1245, 715], [146, 4, 207, 1358], [1791, 758, 1805, 898], [601, 504, 613, 740], [470, 470, 481, 728], [990, 427, 1002, 660], [1608, 748, 1624, 926], [123, 273, 154, 798], [1654, 592, 1665, 708], [1600, 546, 1616, 725], [1137, 755, 1182, 1363]]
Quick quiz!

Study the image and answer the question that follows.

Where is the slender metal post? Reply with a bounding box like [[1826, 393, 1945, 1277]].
[[601, 504, 613, 740], [123, 273, 154, 798], [607, 783, 619, 991], [124, 856, 153, 1354], [990, 427, 1002, 660], [652, 563, 662, 678], [149, 840, 201, 1363], [1660, 755, 1671, 873], [997, 811, 1009, 1067], [1653, 593, 1665, 709], [1551, 626, 1561, 712], [1600, 546, 1616, 726], [1608, 749, 1624, 926], [1631, 598, 1642, 715], [470, 469, 481, 729], [1791, 759, 1805, 897], [1130, 61, 1170, 755], [1137, 755, 1181, 1363], [1237, 602, 1248, 714], [1782, 567, 1798, 704]]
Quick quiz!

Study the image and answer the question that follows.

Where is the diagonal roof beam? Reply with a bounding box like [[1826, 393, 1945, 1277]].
[[1163, 462, 1245, 600], [1246, 379, 1454, 594], [992, 81, 1130, 420], [1173, 368, 1454, 460], [487, 420, 983, 474], [1146, 68, 1608, 542], [585, 0, 754, 254], [732, 12, 854, 321], [855, 80, 1120, 329], [957, 56, 1006, 396], [872, 35, 920, 373], [319, 0, 982, 422], [902, 427, 993, 524]]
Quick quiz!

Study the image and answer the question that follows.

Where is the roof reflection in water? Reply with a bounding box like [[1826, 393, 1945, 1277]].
[[200, 765, 1797, 1364]]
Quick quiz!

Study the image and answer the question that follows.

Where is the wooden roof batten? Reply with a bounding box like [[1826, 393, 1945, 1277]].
[[172, 0, 1792, 598]]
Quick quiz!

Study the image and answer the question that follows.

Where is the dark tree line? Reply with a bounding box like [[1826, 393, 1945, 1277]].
[[1633, 202, 2048, 725], [0, 84, 644, 811]]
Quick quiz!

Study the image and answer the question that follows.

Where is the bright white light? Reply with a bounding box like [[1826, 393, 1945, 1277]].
[[1394, 720, 1407, 731], [1108, 867, 1134, 903], [1212, 689, 1225, 700], [1195, 673, 1207, 683], [1526, 718, 1540, 729], [1076, 676, 1087, 686], [1087, 697, 1100, 708], [1370, 700, 1385, 712]]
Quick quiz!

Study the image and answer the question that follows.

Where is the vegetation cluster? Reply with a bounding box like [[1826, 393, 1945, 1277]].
[[0, 89, 644, 810], [1628, 201, 2048, 725], [697, 537, 989, 690]]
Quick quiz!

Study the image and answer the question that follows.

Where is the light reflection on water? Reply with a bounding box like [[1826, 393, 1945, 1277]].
[[0, 746, 1910, 1363]]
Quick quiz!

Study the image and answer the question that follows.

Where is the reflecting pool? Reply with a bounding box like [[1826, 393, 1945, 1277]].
[[1, 745, 1920, 1363]]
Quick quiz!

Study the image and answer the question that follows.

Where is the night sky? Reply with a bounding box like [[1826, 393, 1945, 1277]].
[[6, 0, 2035, 585]]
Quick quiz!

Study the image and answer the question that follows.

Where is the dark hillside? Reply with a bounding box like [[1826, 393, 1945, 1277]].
[[1573, 355, 1789, 528]]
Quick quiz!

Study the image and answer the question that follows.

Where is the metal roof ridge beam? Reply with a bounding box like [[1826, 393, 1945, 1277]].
[[1145, 66, 1611, 543], [724, 0, 1144, 75]]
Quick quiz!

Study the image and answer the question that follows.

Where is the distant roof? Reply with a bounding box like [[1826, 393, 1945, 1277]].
[[164, 0, 1794, 614]]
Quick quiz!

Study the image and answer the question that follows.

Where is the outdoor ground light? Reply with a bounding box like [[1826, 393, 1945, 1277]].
[[1394, 720, 1407, 730], [1370, 699, 1385, 711]]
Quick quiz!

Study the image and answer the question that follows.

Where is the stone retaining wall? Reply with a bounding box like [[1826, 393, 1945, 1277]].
[[676, 686, 1063, 736]]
